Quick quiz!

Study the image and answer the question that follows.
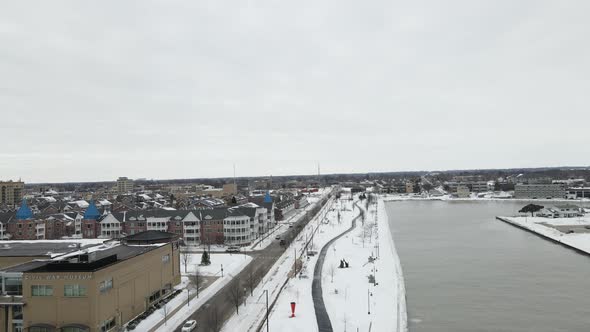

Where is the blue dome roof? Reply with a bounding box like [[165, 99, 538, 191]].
[[16, 199, 33, 220], [83, 200, 101, 220], [264, 191, 272, 203]]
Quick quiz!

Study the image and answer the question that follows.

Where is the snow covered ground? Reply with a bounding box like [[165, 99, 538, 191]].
[[321, 198, 406, 332], [499, 215, 590, 254], [262, 198, 355, 332], [221, 194, 407, 332], [180, 252, 252, 277], [220, 195, 337, 332], [132, 253, 253, 332]]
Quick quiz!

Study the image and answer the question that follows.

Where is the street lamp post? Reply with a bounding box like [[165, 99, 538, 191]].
[[221, 264, 224, 277], [264, 289, 269, 332], [368, 288, 371, 315]]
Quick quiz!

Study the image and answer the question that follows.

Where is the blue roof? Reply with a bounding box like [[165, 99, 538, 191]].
[[264, 192, 272, 203], [16, 199, 33, 220], [83, 200, 101, 220]]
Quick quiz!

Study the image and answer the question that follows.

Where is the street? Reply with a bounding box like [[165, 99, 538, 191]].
[[173, 197, 330, 332]]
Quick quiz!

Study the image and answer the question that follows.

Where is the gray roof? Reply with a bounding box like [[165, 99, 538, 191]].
[[2, 243, 162, 273], [0, 241, 102, 257], [110, 210, 192, 222]]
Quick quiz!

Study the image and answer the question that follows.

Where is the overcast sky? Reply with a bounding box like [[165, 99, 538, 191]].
[[1, 1, 589, 183]]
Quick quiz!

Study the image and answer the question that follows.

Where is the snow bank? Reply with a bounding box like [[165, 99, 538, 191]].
[[378, 198, 408, 332]]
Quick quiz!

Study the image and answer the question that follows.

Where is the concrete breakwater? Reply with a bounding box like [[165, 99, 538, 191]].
[[496, 216, 590, 257]]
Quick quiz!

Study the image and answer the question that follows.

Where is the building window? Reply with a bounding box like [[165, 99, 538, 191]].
[[64, 284, 87, 297], [100, 318, 116, 332], [99, 278, 113, 293], [162, 254, 170, 264], [62, 327, 88, 332], [30, 328, 51, 332], [4, 276, 22, 295], [31, 285, 53, 296]]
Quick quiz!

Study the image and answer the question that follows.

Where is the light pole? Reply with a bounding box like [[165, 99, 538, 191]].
[[264, 289, 269, 332], [368, 288, 371, 315], [221, 264, 224, 277]]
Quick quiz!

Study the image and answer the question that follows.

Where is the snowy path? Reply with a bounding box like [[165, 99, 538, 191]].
[[312, 202, 360, 332]]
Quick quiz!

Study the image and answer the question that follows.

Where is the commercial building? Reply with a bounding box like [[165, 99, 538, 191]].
[[567, 187, 590, 199], [0, 181, 24, 206], [514, 184, 567, 199], [0, 231, 181, 332], [116, 177, 133, 195]]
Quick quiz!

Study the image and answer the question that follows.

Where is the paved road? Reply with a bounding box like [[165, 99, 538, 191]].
[[312, 201, 360, 332], [173, 196, 331, 332]]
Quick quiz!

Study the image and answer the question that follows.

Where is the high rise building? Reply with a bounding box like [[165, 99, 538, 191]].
[[116, 177, 133, 194], [0, 180, 24, 205]]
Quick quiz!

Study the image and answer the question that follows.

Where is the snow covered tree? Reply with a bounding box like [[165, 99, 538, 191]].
[[201, 250, 211, 265]]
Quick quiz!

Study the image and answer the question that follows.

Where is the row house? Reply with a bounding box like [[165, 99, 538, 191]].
[[3, 200, 273, 247], [1, 200, 83, 240]]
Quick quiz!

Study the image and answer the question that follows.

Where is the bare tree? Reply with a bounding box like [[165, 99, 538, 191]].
[[188, 266, 204, 300], [227, 277, 243, 314], [246, 265, 257, 297], [181, 252, 192, 274], [329, 264, 336, 283]]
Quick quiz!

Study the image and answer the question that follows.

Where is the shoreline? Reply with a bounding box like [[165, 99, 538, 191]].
[[378, 198, 408, 332], [496, 217, 590, 257], [382, 196, 590, 203]]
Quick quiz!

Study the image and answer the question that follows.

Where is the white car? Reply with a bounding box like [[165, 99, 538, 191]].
[[226, 246, 240, 253], [181, 320, 197, 332]]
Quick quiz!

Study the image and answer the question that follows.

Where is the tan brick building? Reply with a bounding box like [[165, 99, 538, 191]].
[[0, 231, 181, 332], [0, 181, 24, 206]]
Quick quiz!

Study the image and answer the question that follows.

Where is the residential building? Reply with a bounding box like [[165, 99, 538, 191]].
[[456, 185, 471, 198], [468, 181, 489, 193], [116, 177, 133, 194], [223, 183, 237, 196], [0, 181, 24, 206], [514, 184, 567, 199], [0, 231, 181, 332]]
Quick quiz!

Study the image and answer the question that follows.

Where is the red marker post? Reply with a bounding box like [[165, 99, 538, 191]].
[[290, 302, 296, 318]]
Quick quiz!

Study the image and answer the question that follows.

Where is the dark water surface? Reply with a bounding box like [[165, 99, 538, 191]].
[[386, 200, 590, 332]]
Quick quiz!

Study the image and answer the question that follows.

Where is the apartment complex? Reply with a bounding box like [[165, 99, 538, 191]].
[[0, 181, 24, 206], [0, 231, 181, 332], [514, 184, 567, 199], [116, 177, 133, 195]]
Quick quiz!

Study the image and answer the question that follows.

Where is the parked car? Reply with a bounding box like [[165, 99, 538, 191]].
[[181, 320, 197, 332], [226, 246, 240, 253], [279, 239, 286, 246], [275, 235, 281, 240]]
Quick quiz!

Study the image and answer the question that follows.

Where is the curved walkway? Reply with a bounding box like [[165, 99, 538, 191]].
[[312, 201, 362, 332]]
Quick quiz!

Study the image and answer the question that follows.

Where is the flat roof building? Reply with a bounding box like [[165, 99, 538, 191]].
[[514, 184, 567, 199], [0, 181, 24, 206], [0, 231, 180, 332]]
